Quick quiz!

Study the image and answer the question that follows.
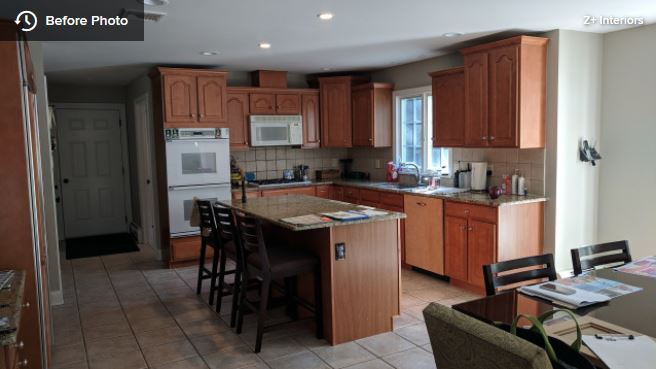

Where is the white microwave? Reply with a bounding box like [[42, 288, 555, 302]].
[[249, 115, 303, 147]]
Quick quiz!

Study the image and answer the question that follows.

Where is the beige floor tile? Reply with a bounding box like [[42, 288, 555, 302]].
[[421, 343, 433, 353], [394, 324, 430, 346], [80, 308, 127, 329], [393, 313, 421, 330], [86, 335, 139, 359], [404, 286, 465, 302], [173, 307, 218, 323], [402, 304, 427, 322], [151, 356, 209, 369], [130, 315, 178, 332], [310, 341, 375, 369], [124, 302, 170, 322], [382, 347, 436, 369], [142, 339, 198, 367], [355, 332, 414, 357], [83, 321, 133, 341], [87, 349, 147, 369], [51, 343, 87, 368], [53, 327, 84, 347], [202, 345, 265, 369], [266, 350, 330, 369], [256, 336, 308, 361], [400, 293, 426, 309], [56, 362, 89, 369], [343, 359, 394, 369], [179, 318, 228, 338], [189, 332, 246, 355], [135, 325, 187, 348]]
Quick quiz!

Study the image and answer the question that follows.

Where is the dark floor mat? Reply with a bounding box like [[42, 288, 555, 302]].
[[65, 233, 139, 260]]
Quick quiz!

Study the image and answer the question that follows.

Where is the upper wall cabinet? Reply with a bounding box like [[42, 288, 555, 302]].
[[319, 76, 355, 148], [352, 83, 394, 148], [225, 88, 250, 150], [249, 92, 301, 115], [460, 36, 548, 148], [430, 67, 466, 147], [155, 67, 228, 128], [301, 92, 321, 148]]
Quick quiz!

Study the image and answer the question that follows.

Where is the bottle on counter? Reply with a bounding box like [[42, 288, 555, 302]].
[[511, 169, 519, 195], [503, 175, 512, 195], [518, 175, 527, 196], [453, 161, 461, 188]]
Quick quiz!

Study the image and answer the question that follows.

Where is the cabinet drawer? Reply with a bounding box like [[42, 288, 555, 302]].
[[444, 201, 497, 223], [343, 187, 360, 201], [315, 185, 332, 199], [332, 187, 344, 201], [360, 189, 381, 203], [170, 236, 211, 262], [380, 192, 404, 208]]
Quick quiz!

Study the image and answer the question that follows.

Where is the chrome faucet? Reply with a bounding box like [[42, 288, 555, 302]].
[[399, 162, 421, 186]]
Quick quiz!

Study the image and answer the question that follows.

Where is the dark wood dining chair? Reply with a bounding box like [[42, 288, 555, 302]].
[[195, 200, 222, 303], [571, 240, 632, 275], [211, 202, 240, 327], [232, 211, 323, 353], [483, 254, 557, 296]]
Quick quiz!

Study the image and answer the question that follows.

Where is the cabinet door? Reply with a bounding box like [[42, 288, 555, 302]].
[[287, 186, 316, 196], [352, 87, 373, 147], [320, 78, 352, 147], [464, 52, 489, 146], [488, 45, 519, 147], [433, 70, 466, 147], [332, 186, 344, 201], [315, 185, 332, 199], [163, 74, 197, 124], [444, 215, 468, 281], [301, 93, 321, 148], [467, 219, 497, 287], [404, 196, 444, 274], [276, 93, 301, 114], [249, 93, 276, 114], [225, 92, 249, 149], [197, 74, 227, 124]]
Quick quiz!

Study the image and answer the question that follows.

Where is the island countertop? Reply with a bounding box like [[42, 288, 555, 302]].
[[218, 194, 406, 231]]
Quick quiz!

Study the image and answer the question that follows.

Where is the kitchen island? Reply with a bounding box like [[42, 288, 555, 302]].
[[218, 195, 406, 344]]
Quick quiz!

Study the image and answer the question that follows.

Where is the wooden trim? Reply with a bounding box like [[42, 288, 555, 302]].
[[459, 35, 549, 55], [428, 66, 465, 77], [227, 86, 319, 94]]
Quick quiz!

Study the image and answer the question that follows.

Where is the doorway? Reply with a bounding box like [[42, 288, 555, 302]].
[[53, 104, 132, 240]]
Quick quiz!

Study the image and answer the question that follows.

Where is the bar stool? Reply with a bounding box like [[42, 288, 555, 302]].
[[233, 211, 323, 353], [195, 200, 221, 303], [212, 202, 241, 327]]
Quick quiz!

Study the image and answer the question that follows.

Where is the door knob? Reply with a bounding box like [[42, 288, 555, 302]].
[[146, 179, 151, 184], [63, 178, 69, 184]]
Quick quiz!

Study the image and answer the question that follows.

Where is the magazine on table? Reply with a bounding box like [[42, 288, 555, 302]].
[[519, 274, 642, 308], [616, 256, 656, 279]]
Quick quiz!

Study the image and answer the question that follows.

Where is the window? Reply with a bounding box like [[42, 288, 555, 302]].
[[394, 87, 450, 174]]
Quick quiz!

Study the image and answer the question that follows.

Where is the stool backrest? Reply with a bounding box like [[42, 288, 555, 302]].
[[197, 200, 217, 242], [233, 211, 270, 273], [483, 254, 557, 296], [212, 202, 236, 242], [571, 240, 631, 275]]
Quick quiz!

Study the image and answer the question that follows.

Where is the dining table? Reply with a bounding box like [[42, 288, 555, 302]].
[[452, 267, 656, 367]]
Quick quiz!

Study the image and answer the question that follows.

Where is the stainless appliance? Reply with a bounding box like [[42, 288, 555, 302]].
[[249, 115, 303, 147], [471, 162, 488, 191], [165, 128, 231, 236]]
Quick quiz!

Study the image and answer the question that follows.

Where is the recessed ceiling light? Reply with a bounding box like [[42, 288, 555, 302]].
[[200, 51, 219, 56], [443, 32, 464, 37], [322, 67, 332, 71], [259, 42, 271, 49], [138, 0, 169, 6], [317, 12, 334, 21]]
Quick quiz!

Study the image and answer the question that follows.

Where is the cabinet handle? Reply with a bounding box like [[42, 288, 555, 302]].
[[199, 113, 204, 118], [481, 136, 487, 140], [468, 227, 473, 231], [15, 341, 24, 349], [17, 359, 28, 367], [416, 202, 427, 207], [489, 136, 495, 141], [22, 302, 30, 309], [464, 210, 470, 214]]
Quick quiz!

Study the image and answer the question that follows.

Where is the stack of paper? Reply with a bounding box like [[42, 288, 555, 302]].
[[583, 335, 656, 369], [280, 214, 327, 225], [519, 282, 610, 308], [616, 256, 656, 279], [321, 211, 369, 221]]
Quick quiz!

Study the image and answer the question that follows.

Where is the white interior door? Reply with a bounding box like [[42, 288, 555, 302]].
[[56, 108, 127, 238], [134, 95, 158, 248]]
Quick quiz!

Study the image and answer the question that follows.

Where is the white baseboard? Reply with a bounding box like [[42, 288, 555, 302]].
[[49, 290, 64, 306], [129, 222, 142, 242]]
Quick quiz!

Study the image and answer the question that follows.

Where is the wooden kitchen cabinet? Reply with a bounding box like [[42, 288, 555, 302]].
[[260, 186, 317, 197], [430, 68, 466, 147], [249, 93, 276, 114], [460, 36, 548, 148], [301, 93, 321, 148], [404, 195, 444, 275], [315, 185, 333, 199], [249, 92, 301, 115], [319, 76, 355, 148], [276, 93, 301, 114], [443, 200, 543, 292], [154, 67, 228, 128], [332, 186, 344, 201], [225, 90, 250, 150], [351, 83, 394, 147]]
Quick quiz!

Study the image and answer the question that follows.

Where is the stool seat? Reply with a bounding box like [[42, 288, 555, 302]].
[[247, 246, 318, 278]]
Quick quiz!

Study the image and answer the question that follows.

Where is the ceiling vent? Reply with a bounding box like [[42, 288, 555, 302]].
[[121, 8, 167, 22]]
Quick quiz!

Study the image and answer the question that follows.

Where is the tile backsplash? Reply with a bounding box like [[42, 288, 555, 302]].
[[451, 148, 545, 195], [231, 147, 348, 180]]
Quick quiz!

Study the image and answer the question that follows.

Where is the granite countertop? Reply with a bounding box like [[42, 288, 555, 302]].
[[233, 179, 547, 207], [218, 195, 406, 231], [0, 270, 25, 346]]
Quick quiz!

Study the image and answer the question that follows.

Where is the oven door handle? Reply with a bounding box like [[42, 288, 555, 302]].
[[168, 183, 230, 191]]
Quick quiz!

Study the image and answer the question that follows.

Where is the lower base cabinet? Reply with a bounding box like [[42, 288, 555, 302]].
[[403, 195, 444, 275]]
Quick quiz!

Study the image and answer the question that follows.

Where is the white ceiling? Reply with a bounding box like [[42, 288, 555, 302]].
[[43, 0, 656, 85]]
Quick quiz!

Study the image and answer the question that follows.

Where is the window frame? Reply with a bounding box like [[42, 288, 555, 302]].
[[393, 86, 451, 175]]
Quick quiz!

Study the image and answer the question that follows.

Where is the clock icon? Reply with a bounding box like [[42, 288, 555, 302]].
[[15, 11, 38, 32]]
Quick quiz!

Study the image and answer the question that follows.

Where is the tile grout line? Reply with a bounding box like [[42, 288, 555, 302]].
[[69, 259, 94, 369]]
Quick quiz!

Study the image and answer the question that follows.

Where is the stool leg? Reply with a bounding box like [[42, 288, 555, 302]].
[[195, 240, 207, 295], [208, 247, 220, 305], [213, 250, 227, 308], [254, 277, 271, 353], [314, 265, 324, 339], [236, 269, 249, 334], [228, 264, 241, 326], [284, 277, 298, 320]]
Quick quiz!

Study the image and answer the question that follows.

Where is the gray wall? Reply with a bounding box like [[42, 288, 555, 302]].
[[598, 23, 656, 260], [371, 54, 463, 90]]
